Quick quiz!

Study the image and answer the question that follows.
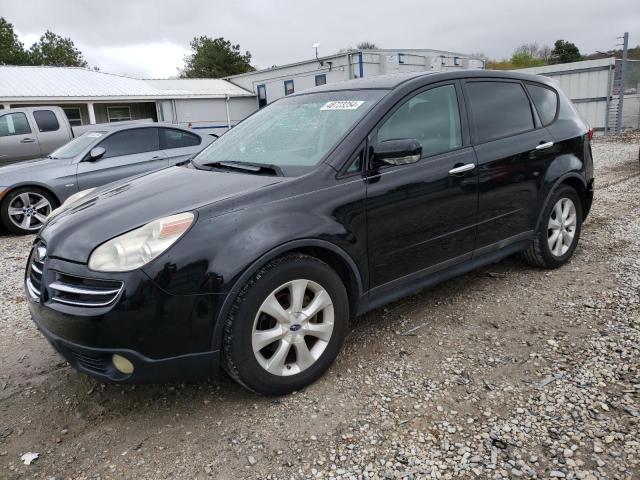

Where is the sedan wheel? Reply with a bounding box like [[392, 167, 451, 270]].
[[1, 188, 56, 235], [252, 279, 334, 376], [547, 198, 577, 257]]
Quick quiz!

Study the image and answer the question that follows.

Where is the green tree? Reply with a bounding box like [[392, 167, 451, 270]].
[[356, 41, 377, 50], [0, 17, 28, 65], [550, 40, 581, 64], [28, 30, 88, 67], [181, 36, 254, 78], [510, 52, 545, 68]]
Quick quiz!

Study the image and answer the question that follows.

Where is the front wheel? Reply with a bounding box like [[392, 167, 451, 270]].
[[222, 253, 349, 395], [0, 187, 56, 235], [522, 185, 583, 269]]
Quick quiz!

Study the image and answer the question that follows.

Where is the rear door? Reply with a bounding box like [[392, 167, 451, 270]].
[[366, 82, 479, 288], [158, 127, 203, 166], [463, 79, 558, 253], [0, 111, 41, 164], [76, 127, 168, 190]]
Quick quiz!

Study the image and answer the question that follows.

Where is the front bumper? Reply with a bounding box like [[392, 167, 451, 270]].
[[26, 244, 222, 383]]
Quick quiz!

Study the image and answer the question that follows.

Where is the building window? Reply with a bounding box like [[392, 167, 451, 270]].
[[107, 106, 132, 122], [398, 53, 405, 64], [63, 107, 83, 126], [454, 56, 460, 66], [257, 84, 267, 108], [315, 74, 327, 86], [284, 80, 294, 96]]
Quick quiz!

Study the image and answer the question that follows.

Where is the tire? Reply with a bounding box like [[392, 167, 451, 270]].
[[222, 253, 349, 395], [0, 187, 57, 235], [522, 185, 583, 269]]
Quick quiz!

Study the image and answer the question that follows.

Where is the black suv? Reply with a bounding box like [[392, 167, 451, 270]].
[[26, 71, 594, 395]]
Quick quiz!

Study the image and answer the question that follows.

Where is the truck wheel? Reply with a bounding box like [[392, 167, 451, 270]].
[[222, 253, 349, 395], [522, 185, 583, 269], [0, 187, 56, 235]]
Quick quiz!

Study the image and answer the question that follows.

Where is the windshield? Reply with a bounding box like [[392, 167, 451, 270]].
[[192, 90, 386, 175], [49, 131, 107, 159]]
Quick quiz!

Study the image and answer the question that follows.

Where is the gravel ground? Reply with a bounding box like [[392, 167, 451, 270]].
[[0, 140, 638, 480]]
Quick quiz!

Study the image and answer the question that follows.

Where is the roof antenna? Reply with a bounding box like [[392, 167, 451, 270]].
[[313, 43, 323, 66]]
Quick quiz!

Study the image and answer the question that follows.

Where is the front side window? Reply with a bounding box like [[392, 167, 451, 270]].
[[99, 128, 159, 158], [33, 110, 60, 132], [193, 90, 387, 176], [159, 128, 201, 149], [466, 81, 534, 143], [284, 80, 295, 96], [0, 112, 31, 137], [526, 83, 558, 126], [378, 84, 462, 157]]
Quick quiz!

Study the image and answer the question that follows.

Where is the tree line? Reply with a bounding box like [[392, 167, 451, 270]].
[[2, 16, 638, 78]]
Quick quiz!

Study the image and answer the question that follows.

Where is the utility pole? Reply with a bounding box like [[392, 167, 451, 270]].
[[615, 32, 629, 134]]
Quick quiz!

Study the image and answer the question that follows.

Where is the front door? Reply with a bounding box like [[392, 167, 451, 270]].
[[366, 82, 479, 288], [76, 127, 168, 190], [0, 111, 41, 165]]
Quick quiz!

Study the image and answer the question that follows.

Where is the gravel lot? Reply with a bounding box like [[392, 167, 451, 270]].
[[0, 140, 638, 480]]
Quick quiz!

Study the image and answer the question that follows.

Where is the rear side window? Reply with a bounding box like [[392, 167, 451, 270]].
[[0, 112, 31, 137], [99, 128, 159, 158], [378, 84, 462, 157], [33, 110, 60, 132], [159, 128, 201, 149], [466, 81, 534, 143], [526, 83, 558, 126]]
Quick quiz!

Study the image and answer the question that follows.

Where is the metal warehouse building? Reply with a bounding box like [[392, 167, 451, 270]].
[[227, 48, 485, 107], [0, 66, 255, 135]]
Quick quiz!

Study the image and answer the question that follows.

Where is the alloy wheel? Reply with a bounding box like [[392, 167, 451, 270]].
[[547, 197, 577, 257], [7, 192, 52, 232], [252, 279, 334, 376]]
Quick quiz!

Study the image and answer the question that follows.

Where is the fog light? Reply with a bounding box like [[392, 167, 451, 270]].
[[112, 354, 134, 374]]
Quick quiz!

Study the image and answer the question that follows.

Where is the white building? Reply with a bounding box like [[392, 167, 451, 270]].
[[0, 66, 255, 135], [227, 49, 485, 107]]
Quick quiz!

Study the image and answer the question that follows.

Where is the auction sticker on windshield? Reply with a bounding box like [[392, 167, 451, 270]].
[[320, 101, 365, 111]]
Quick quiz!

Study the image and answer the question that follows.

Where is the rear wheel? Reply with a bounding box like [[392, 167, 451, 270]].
[[222, 253, 348, 395], [0, 187, 56, 235], [522, 185, 582, 269]]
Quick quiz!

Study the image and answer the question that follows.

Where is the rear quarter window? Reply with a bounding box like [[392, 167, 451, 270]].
[[466, 81, 534, 143], [159, 128, 201, 149], [525, 83, 559, 126]]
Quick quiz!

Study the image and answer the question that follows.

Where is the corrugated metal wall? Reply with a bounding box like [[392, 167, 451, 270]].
[[516, 58, 615, 131]]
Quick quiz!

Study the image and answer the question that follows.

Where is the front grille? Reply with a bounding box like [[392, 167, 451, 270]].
[[26, 248, 44, 301], [66, 348, 108, 373], [49, 273, 123, 308]]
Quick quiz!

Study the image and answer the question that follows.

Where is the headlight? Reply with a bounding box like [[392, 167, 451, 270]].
[[48, 188, 96, 220], [88, 212, 195, 272]]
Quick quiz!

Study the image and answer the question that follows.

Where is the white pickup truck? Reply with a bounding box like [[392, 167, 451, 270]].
[[0, 106, 152, 166]]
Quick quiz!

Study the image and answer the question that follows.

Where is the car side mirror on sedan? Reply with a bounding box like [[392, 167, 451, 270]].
[[372, 139, 422, 167], [88, 147, 106, 161]]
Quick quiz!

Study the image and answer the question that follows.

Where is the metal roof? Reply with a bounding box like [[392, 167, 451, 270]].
[[0, 66, 253, 101], [144, 78, 254, 97]]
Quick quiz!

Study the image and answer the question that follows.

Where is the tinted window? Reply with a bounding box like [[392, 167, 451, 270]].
[[33, 110, 60, 132], [0, 112, 31, 137], [378, 84, 462, 157], [526, 83, 558, 126], [99, 128, 159, 158], [466, 81, 534, 142], [159, 128, 201, 149], [284, 80, 294, 96]]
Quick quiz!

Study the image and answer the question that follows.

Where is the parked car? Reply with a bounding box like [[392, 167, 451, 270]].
[[25, 70, 594, 395], [0, 106, 73, 165], [0, 123, 214, 234]]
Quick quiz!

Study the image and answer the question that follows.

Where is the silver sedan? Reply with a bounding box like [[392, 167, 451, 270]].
[[0, 123, 214, 234]]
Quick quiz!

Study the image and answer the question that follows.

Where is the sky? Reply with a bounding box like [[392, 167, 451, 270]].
[[1, 0, 638, 78]]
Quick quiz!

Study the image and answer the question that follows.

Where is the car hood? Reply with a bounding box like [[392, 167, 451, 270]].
[[40, 165, 286, 263], [0, 157, 73, 180]]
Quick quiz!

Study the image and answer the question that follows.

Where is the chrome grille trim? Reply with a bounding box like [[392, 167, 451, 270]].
[[31, 262, 42, 275], [26, 277, 40, 300], [48, 274, 124, 308], [49, 282, 121, 296]]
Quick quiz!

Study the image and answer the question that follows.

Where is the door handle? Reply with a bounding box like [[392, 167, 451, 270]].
[[448, 163, 476, 175], [535, 141, 554, 151], [20, 138, 35, 143], [151, 156, 162, 160]]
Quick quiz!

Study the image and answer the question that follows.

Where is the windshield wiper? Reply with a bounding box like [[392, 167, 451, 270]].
[[201, 161, 283, 176]]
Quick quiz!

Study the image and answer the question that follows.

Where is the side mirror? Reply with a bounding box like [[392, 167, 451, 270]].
[[372, 139, 422, 167], [88, 146, 106, 161]]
